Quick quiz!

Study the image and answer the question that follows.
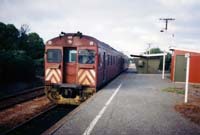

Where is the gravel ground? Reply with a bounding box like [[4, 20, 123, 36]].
[[0, 96, 52, 133], [47, 67, 200, 135]]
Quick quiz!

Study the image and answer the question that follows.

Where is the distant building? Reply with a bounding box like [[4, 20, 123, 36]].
[[170, 47, 200, 83], [130, 54, 165, 74]]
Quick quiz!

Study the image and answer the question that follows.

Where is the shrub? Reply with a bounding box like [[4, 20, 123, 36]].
[[0, 50, 35, 82]]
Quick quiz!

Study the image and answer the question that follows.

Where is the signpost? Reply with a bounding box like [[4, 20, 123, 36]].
[[184, 53, 190, 103]]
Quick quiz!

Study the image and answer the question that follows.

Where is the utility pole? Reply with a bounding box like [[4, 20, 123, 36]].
[[147, 43, 151, 54], [159, 18, 175, 79], [159, 18, 175, 31]]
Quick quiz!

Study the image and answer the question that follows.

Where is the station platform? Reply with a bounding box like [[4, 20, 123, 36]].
[[43, 68, 200, 135]]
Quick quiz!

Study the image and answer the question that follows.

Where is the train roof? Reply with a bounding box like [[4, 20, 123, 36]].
[[47, 32, 127, 57]]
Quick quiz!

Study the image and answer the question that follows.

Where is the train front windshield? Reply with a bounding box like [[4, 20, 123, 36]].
[[47, 49, 62, 63], [78, 49, 95, 64]]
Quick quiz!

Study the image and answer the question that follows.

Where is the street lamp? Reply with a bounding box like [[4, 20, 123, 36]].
[[160, 29, 164, 33]]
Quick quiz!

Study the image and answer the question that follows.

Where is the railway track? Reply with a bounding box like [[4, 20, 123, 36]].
[[3, 104, 76, 135], [0, 86, 44, 110]]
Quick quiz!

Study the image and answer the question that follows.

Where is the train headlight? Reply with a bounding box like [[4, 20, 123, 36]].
[[89, 41, 94, 45], [68, 40, 72, 44], [47, 40, 52, 45]]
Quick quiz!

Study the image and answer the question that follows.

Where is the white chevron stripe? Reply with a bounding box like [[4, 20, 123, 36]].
[[78, 70, 86, 82], [90, 70, 95, 78], [46, 70, 55, 80], [86, 71, 95, 84], [54, 71, 60, 82], [45, 69, 61, 82], [53, 69, 61, 81], [78, 69, 84, 77], [56, 69, 61, 77], [78, 70, 95, 85], [83, 78, 90, 85], [51, 76, 57, 83], [45, 68, 51, 76], [79, 70, 89, 83]]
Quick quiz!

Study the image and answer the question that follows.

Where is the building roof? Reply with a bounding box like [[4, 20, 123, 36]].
[[169, 47, 200, 53], [130, 53, 166, 58]]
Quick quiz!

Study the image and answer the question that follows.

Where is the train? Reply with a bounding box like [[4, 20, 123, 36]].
[[44, 32, 129, 105]]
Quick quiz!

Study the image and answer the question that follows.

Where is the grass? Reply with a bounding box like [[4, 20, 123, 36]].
[[162, 87, 185, 95]]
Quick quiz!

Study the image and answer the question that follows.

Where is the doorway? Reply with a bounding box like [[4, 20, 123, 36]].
[[174, 55, 186, 82], [63, 48, 77, 83]]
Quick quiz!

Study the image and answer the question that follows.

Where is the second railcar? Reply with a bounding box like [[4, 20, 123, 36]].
[[44, 32, 128, 105]]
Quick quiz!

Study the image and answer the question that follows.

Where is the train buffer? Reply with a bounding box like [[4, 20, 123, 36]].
[[59, 84, 82, 89]]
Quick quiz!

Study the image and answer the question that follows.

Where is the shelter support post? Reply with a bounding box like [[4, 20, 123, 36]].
[[162, 52, 166, 79]]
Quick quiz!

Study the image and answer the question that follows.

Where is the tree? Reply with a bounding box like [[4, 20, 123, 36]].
[[159, 52, 171, 71], [0, 50, 35, 82], [0, 22, 45, 82], [26, 32, 44, 59], [19, 24, 30, 36], [149, 48, 163, 54], [18, 25, 29, 50], [0, 22, 7, 49], [0, 22, 19, 50]]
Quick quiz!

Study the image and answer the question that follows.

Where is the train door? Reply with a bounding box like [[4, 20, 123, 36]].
[[103, 52, 106, 81], [63, 47, 77, 84]]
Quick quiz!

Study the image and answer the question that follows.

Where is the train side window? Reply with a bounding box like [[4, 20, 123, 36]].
[[47, 49, 61, 63], [98, 54, 101, 67], [112, 56, 113, 65], [110, 55, 112, 65], [109, 55, 110, 65]]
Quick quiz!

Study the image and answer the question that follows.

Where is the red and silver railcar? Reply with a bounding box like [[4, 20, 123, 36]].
[[44, 32, 128, 105]]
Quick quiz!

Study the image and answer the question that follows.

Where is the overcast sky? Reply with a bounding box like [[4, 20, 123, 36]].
[[1, 0, 200, 55]]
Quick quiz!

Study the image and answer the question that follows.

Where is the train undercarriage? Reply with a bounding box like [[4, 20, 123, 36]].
[[45, 84, 96, 105]]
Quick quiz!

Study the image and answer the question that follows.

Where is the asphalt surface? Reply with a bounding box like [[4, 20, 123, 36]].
[[48, 67, 200, 135]]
